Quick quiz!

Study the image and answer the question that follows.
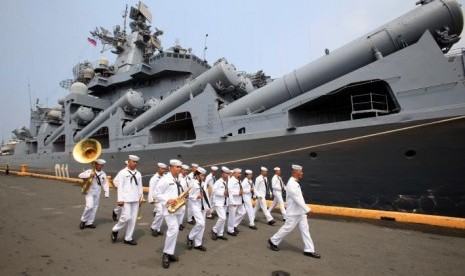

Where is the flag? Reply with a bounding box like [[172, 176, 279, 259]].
[[87, 37, 97, 47]]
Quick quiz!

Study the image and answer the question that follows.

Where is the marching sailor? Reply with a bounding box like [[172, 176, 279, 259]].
[[253, 167, 276, 225], [186, 163, 198, 225], [268, 164, 321, 259], [268, 167, 287, 221], [210, 166, 230, 241], [178, 164, 190, 231], [110, 155, 143, 246], [112, 160, 128, 221], [148, 162, 167, 237], [154, 159, 184, 269], [235, 169, 257, 230], [205, 166, 218, 219], [186, 167, 210, 251], [79, 159, 108, 229], [227, 168, 246, 235]]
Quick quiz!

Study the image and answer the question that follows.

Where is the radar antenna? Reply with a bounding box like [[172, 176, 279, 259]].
[[202, 33, 208, 61]]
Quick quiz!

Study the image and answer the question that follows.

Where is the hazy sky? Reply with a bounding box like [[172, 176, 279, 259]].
[[0, 0, 464, 142]]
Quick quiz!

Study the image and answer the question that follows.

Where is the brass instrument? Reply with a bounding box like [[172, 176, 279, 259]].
[[137, 196, 147, 220], [167, 187, 191, 213], [72, 139, 102, 194]]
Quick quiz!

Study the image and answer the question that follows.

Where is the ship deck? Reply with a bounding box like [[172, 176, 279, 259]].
[[1, 174, 465, 275]]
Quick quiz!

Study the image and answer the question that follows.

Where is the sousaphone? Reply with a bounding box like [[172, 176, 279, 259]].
[[73, 139, 102, 194]]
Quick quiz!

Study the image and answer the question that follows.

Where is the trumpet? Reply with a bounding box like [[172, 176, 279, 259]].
[[168, 187, 191, 213], [72, 139, 102, 194]]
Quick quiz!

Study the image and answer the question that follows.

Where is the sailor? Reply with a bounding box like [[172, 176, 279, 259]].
[[178, 164, 190, 231], [235, 169, 257, 230], [186, 167, 210, 251], [227, 168, 246, 236], [111, 155, 143, 246], [148, 162, 167, 237], [268, 167, 287, 221], [78, 159, 108, 229], [253, 167, 276, 225], [186, 163, 198, 225], [268, 164, 321, 259], [154, 159, 184, 269], [112, 160, 128, 221], [5, 162, 10, 175], [205, 166, 218, 219], [210, 166, 230, 241]]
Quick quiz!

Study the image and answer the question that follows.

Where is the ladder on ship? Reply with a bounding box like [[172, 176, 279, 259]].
[[350, 92, 389, 120]]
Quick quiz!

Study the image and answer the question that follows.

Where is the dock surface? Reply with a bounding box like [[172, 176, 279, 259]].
[[1, 174, 465, 276]]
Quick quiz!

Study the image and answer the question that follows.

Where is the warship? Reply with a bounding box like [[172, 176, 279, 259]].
[[2, 1, 465, 217]]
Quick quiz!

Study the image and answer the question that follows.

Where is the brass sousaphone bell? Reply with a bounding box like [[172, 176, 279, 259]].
[[73, 139, 102, 194]]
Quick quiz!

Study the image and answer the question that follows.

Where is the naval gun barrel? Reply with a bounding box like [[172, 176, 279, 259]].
[[44, 125, 65, 146], [122, 60, 241, 135], [220, 0, 463, 117], [74, 90, 144, 142]]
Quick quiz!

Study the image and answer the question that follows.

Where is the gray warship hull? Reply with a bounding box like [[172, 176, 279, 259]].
[[2, 1, 465, 217]]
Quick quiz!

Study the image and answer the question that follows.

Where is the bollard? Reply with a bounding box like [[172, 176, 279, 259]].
[[21, 164, 27, 173]]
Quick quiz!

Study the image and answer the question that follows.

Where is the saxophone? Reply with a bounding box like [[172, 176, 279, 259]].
[[167, 187, 191, 213]]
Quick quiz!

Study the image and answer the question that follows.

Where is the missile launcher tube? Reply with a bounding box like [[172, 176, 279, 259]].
[[219, 0, 463, 117], [122, 60, 241, 135], [74, 90, 144, 142]]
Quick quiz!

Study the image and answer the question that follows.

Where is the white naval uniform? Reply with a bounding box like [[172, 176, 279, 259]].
[[148, 173, 164, 232], [177, 175, 188, 225], [112, 168, 143, 242], [154, 173, 184, 255], [211, 178, 228, 236], [235, 178, 255, 227], [227, 176, 245, 232], [186, 173, 194, 222], [268, 174, 287, 220], [253, 175, 274, 222], [188, 179, 211, 246], [205, 173, 217, 217], [270, 177, 316, 253], [112, 176, 122, 216], [79, 169, 108, 226]]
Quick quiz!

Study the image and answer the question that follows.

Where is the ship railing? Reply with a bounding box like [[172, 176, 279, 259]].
[[350, 93, 389, 120]]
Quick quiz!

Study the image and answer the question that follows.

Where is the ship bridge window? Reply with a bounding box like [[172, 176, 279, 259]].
[[148, 112, 196, 144], [288, 80, 400, 127]]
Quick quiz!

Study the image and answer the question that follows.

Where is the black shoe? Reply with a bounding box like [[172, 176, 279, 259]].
[[85, 224, 96, 229], [179, 224, 185, 231], [283, 219, 286, 222], [111, 231, 118, 242], [268, 239, 279, 251], [211, 230, 218, 240], [79, 221, 86, 230], [217, 235, 228, 240], [187, 220, 195, 225], [162, 253, 170, 269], [168, 255, 179, 262], [268, 220, 276, 225], [194, 245, 207, 251], [303, 252, 321, 258], [249, 225, 258, 230], [112, 211, 117, 221], [123, 239, 137, 246], [186, 235, 193, 250], [234, 227, 240, 233], [227, 231, 237, 236], [157, 231, 163, 236], [151, 228, 159, 237]]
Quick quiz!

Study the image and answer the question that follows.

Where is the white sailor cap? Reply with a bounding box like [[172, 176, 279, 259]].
[[261, 166, 268, 172], [245, 169, 252, 175], [292, 164, 303, 170], [95, 159, 106, 165], [197, 167, 206, 174], [129, 155, 140, 161], [191, 163, 199, 167], [221, 166, 230, 173], [125, 160, 128, 165], [157, 162, 167, 169], [234, 168, 242, 173], [274, 167, 280, 171], [211, 166, 218, 171], [181, 164, 190, 170], [170, 159, 182, 166]]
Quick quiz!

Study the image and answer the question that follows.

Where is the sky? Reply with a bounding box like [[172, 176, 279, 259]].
[[0, 0, 464, 143]]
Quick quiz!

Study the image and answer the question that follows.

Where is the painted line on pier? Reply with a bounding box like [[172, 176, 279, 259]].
[[4, 169, 465, 230]]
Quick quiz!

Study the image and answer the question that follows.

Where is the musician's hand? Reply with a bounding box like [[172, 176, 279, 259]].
[[167, 199, 176, 207], [117, 201, 124, 206], [239, 190, 243, 196], [306, 210, 314, 217], [89, 171, 96, 178], [197, 193, 203, 199]]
